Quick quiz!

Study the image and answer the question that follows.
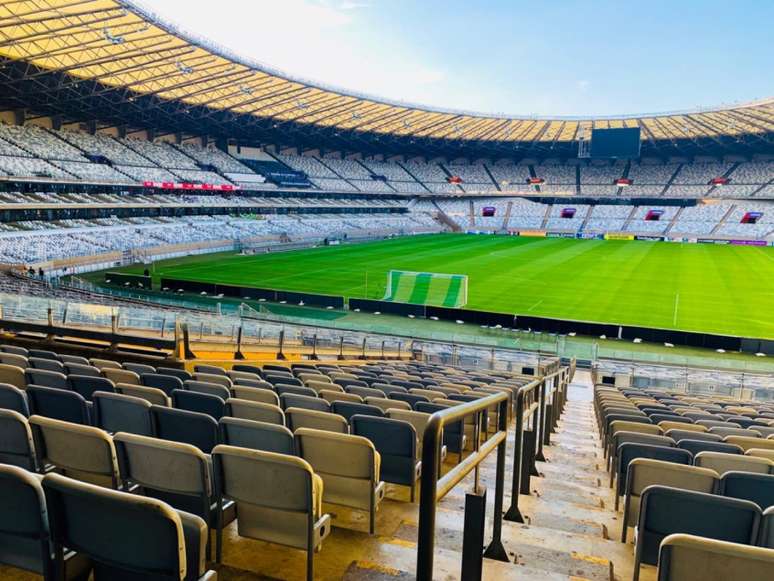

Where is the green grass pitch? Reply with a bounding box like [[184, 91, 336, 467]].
[[114, 233, 774, 339]]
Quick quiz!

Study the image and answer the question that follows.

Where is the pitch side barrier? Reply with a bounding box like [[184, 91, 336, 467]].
[[349, 298, 774, 355], [159, 278, 345, 309]]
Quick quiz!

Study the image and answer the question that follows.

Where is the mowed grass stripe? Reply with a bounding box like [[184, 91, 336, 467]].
[[112, 233, 774, 338]]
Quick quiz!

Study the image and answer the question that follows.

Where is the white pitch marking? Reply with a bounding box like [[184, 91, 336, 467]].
[[673, 292, 680, 326]]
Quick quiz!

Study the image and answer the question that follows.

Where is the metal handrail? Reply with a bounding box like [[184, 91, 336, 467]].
[[416, 391, 510, 580]]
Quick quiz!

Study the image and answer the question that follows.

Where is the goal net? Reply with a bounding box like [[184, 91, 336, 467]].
[[382, 270, 468, 308]]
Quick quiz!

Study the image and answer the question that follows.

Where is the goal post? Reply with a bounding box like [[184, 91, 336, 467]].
[[383, 270, 468, 308]]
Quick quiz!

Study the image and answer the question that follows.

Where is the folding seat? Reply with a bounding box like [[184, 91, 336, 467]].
[[64, 363, 101, 377], [185, 380, 231, 401], [371, 383, 407, 397], [346, 385, 386, 399], [762, 506, 774, 548], [194, 364, 227, 376], [58, 355, 89, 366], [173, 390, 226, 420], [92, 391, 153, 436], [142, 373, 185, 395], [298, 372, 327, 385], [226, 398, 285, 426], [280, 393, 330, 413], [697, 419, 741, 429], [415, 402, 466, 456], [212, 445, 330, 581], [607, 431, 675, 478], [28, 349, 59, 361], [351, 415, 421, 502], [0, 465, 89, 578], [219, 417, 295, 455], [335, 378, 369, 390], [364, 396, 412, 414], [42, 472, 215, 580], [227, 370, 260, 384], [68, 375, 114, 401], [392, 379, 424, 390], [606, 420, 663, 459], [234, 378, 274, 390], [114, 432, 226, 557], [0, 352, 28, 369], [156, 366, 193, 382], [665, 429, 722, 444], [390, 392, 430, 409], [659, 420, 705, 433], [25, 369, 68, 390], [265, 374, 301, 387], [27, 357, 64, 373], [682, 412, 718, 423], [694, 451, 774, 477], [0, 383, 29, 416], [320, 390, 362, 405], [231, 364, 263, 377], [89, 358, 122, 370], [619, 458, 718, 542], [725, 436, 774, 453], [101, 367, 140, 386], [151, 406, 219, 454], [709, 426, 758, 439], [746, 449, 774, 461], [276, 384, 318, 399], [295, 427, 385, 534], [657, 533, 774, 581], [29, 416, 120, 488], [192, 372, 232, 389], [27, 386, 90, 425], [286, 407, 348, 434], [751, 426, 774, 438], [0, 345, 28, 357], [729, 417, 770, 430], [117, 362, 154, 376], [633, 486, 761, 581], [306, 380, 341, 395], [115, 383, 170, 407], [264, 364, 291, 374], [232, 385, 280, 406], [614, 443, 692, 509], [719, 471, 774, 510], [0, 410, 36, 470], [677, 440, 743, 456], [410, 388, 446, 401], [332, 401, 384, 423]]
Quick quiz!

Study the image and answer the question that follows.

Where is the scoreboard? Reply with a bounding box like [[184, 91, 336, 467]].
[[585, 127, 641, 159]]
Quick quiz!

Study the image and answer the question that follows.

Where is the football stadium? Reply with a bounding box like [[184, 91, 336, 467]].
[[0, 0, 773, 580]]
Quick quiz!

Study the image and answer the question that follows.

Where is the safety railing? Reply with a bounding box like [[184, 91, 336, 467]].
[[416, 391, 511, 580]]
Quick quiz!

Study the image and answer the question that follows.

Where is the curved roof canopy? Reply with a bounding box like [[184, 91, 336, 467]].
[[0, 0, 772, 157]]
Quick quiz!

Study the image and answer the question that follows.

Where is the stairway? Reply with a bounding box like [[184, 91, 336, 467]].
[[621, 206, 640, 231], [710, 203, 737, 234], [502, 200, 513, 230], [664, 206, 684, 235], [540, 204, 552, 229], [468, 199, 476, 228], [431, 200, 462, 232]]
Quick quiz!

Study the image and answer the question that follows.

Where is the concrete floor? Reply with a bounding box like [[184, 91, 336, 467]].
[[1, 370, 655, 580]]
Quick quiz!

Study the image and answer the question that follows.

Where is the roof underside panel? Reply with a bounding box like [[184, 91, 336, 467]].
[[0, 0, 771, 157]]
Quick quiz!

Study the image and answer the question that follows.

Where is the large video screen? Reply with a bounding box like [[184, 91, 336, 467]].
[[589, 127, 641, 159]]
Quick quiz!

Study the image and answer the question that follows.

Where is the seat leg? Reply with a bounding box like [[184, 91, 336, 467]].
[[306, 546, 314, 581], [410, 482, 415, 503]]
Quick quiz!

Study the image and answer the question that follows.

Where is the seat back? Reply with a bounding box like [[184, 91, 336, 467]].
[[122, 363, 156, 376], [320, 390, 361, 405], [156, 367, 192, 382], [0, 353, 28, 369], [89, 358, 122, 370], [637, 485, 760, 566], [386, 409, 431, 442], [617, 443, 692, 496], [226, 396, 285, 424], [25, 369, 68, 390], [710, 427, 760, 439], [184, 380, 231, 401], [346, 386, 386, 400], [0, 383, 29, 416], [172, 390, 225, 420], [665, 429, 722, 444], [331, 401, 384, 422], [295, 427, 377, 484], [0, 364, 27, 389], [694, 451, 774, 476], [93, 391, 154, 436], [286, 407, 348, 434], [746, 449, 774, 462], [42, 472, 201, 580], [193, 364, 226, 376], [280, 393, 329, 413], [219, 417, 294, 455], [30, 415, 119, 488], [68, 375, 115, 401], [102, 368, 141, 386], [720, 471, 774, 510], [116, 383, 170, 407], [142, 374, 185, 396], [0, 464, 50, 575], [364, 396, 412, 414], [191, 373, 232, 389], [276, 384, 318, 399], [28, 357, 65, 373], [725, 436, 774, 453], [657, 533, 774, 581], [151, 406, 219, 454], [27, 385, 90, 425], [351, 415, 416, 486], [610, 420, 663, 438], [677, 439, 743, 456], [0, 410, 36, 470], [231, 386, 279, 406]]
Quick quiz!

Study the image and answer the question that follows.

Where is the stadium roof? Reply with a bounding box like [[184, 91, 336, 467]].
[[0, 0, 773, 158]]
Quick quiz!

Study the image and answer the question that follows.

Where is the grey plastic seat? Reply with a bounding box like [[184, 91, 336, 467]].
[[677, 439, 743, 456], [115, 383, 170, 407], [286, 407, 348, 434], [156, 366, 193, 382], [0, 410, 36, 471], [276, 384, 318, 399], [0, 345, 28, 357], [64, 363, 101, 378], [280, 393, 330, 413], [226, 398, 285, 426], [185, 380, 231, 401], [24, 369, 68, 390], [27, 385, 90, 425], [232, 386, 280, 406], [0, 352, 28, 369], [331, 401, 384, 423], [191, 373, 232, 389], [93, 391, 154, 436], [68, 375, 114, 401], [151, 406, 219, 454], [719, 471, 774, 510], [42, 472, 216, 580], [346, 386, 386, 400], [28, 349, 59, 361], [122, 362, 157, 375], [142, 373, 185, 396], [173, 390, 226, 421], [212, 444, 330, 581], [0, 383, 30, 416], [194, 364, 227, 376], [28, 357, 65, 373], [30, 415, 120, 489], [58, 354, 90, 366], [219, 417, 295, 455]]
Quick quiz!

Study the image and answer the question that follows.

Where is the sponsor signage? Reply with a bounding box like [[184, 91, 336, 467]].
[[730, 239, 767, 246], [697, 239, 730, 245], [635, 235, 664, 241], [604, 233, 635, 241], [518, 230, 547, 238], [547, 232, 576, 238]]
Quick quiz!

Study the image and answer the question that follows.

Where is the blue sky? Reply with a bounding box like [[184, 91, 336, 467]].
[[139, 0, 774, 117]]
